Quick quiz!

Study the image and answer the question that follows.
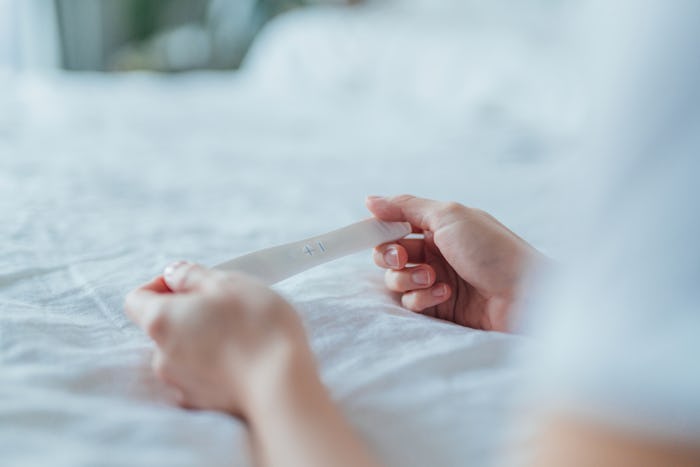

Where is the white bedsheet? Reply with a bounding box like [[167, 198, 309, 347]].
[[0, 5, 582, 467]]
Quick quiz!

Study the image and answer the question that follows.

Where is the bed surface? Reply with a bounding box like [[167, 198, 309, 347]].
[[0, 5, 581, 466]]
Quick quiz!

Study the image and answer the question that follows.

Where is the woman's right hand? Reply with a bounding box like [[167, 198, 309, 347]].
[[367, 195, 544, 332]]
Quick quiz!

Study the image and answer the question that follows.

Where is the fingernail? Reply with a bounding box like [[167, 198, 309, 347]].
[[367, 195, 385, 201], [412, 269, 430, 286], [384, 248, 399, 268], [432, 284, 447, 297], [164, 260, 188, 279]]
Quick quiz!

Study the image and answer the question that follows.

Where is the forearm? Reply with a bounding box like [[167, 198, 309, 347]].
[[245, 346, 382, 467], [529, 414, 700, 467]]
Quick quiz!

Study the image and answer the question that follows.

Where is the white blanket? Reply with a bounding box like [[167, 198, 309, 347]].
[[0, 5, 581, 466]]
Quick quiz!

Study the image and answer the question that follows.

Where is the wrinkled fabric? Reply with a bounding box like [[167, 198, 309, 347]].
[[0, 6, 579, 466]]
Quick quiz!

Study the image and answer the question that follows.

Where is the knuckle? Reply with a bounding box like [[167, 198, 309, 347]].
[[209, 286, 241, 308], [401, 292, 420, 311], [213, 274, 235, 290], [417, 263, 432, 276], [146, 308, 170, 339], [473, 207, 496, 222], [393, 194, 416, 204], [439, 201, 465, 217], [386, 269, 412, 292], [152, 354, 168, 378], [423, 201, 463, 228], [384, 269, 400, 289]]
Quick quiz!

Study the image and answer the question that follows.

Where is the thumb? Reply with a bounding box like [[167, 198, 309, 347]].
[[163, 261, 212, 293], [366, 195, 446, 231]]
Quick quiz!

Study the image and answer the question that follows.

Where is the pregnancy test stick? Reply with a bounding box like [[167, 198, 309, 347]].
[[214, 219, 412, 285]]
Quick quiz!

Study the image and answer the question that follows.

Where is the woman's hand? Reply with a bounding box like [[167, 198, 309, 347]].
[[126, 262, 382, 467], [368, 195, 544, 332], [124, 262, 313, 418]]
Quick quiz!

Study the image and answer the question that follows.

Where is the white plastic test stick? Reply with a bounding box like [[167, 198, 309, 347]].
[[214, 219, 412, 285]]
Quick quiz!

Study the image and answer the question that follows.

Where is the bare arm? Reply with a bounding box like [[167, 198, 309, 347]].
[[530, 415, 700, 467], [125, 263, 382, 467], [246, 344, 381, 467]]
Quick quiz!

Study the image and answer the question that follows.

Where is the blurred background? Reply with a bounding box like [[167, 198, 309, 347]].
[[0, 0, 585, 256], [0, 0, 355, 72]]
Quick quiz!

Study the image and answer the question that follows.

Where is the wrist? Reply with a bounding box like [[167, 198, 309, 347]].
[[240, 334, 322, 422]]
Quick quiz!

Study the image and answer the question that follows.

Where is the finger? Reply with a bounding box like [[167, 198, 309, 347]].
[[176, 397, 196, 410], [374, 238, 425, 269], [125, 286, 174, 344], [151, 349, 170, 381], [125, 286, 169, 322], [163, 261, 216, 293], [373, 244, 406, 270], [396, 238, 426, 263], [385, 265, 436, 293], [124, 276, 172, 317], [152, 351, 182, 391], [151, 351, 190, 406], [139, 275, 172, 294], [366, 194, 455, 231], [401, 283, 451, 312]]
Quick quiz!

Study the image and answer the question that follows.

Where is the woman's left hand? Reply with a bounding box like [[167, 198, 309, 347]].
[[124, 262, 312, 418]]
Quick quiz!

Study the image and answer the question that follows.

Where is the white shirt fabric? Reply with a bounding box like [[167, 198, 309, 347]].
[[529, 0, 700, 445]]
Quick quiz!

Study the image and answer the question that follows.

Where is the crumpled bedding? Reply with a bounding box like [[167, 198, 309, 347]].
[[0, 5, 580, 467]]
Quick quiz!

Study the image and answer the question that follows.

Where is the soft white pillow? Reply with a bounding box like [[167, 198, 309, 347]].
[[243, 3, 583, 137]]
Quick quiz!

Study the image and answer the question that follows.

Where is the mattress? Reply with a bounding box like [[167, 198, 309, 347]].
[[0, 4, 582, 466]]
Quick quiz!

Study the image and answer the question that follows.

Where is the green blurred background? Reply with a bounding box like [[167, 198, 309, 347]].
[[51, 0, 350, 72]]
